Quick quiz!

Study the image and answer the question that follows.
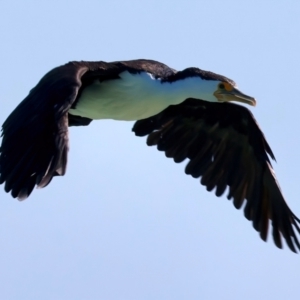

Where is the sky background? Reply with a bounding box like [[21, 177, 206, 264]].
[[1, 1, 300, 299]]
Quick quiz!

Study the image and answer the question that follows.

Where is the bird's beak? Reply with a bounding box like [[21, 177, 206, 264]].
[[214, 87, 256, 106]]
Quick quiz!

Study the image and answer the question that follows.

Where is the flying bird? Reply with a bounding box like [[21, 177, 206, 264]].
[[1, 59, 299, 252]]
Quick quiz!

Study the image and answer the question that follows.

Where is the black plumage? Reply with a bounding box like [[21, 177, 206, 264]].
[[133, 99, 300, 251]]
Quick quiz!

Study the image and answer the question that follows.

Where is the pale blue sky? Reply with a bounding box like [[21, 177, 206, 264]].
[[1, 1, 300, 299]]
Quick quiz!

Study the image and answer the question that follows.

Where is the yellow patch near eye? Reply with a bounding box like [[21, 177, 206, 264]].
[[223, 82, 233, 91]]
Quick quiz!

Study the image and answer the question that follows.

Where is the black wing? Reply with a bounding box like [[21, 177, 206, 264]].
[[0, 62, 90, 199], [133, 98, 300, 252], [0, 59, 177, 200]]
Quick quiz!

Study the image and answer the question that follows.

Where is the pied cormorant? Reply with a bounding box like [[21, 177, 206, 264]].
[[1, 59, 299, 252]]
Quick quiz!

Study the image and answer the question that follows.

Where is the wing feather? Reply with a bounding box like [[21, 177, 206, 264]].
[[133, 98, 300, 252], [0, 62, 89, 199], [1, 59, 176, 199]]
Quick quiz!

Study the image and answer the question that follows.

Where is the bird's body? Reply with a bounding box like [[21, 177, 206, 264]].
[[1, 59, 299, 252], [69, 70, 217, 121]]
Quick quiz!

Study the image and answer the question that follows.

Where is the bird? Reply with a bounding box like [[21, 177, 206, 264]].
[[1, 59, 299, 252]]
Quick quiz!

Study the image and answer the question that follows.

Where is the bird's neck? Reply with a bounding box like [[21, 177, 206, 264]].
[[157, 74, 217, 104]]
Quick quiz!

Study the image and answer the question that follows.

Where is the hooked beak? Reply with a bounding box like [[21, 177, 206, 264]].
[[214, 87, 256, 106]]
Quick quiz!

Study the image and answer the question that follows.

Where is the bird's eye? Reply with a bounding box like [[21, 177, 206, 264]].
[[219, 83, 225, 89]]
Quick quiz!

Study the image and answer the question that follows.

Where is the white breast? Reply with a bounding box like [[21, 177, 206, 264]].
[[68, 71, 217, 121]]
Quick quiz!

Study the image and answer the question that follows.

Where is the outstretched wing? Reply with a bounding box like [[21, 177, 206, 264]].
[[0, 59, 177, 200], [0, 62, 89, 199], [133, 98, 300, 252]]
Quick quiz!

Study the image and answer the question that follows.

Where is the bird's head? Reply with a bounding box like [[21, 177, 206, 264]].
[[174, 68, 256, 107], [213, 80, 256, 106]]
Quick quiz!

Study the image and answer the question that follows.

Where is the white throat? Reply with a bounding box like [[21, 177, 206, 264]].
[[68, 71, 217, 121]]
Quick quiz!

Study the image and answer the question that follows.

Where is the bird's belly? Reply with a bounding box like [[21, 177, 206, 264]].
[[68, 73, 181, 121], [69, 93, 169, 121]]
